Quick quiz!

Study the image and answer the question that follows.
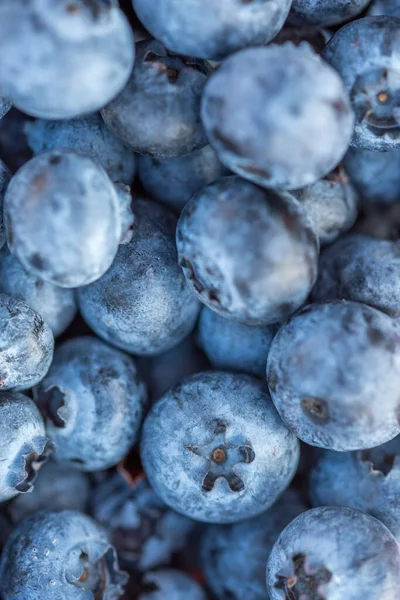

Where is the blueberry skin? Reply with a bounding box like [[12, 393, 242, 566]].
[[0, 159, 11, 249], [78, 199, 200, 356], [36, 336, 147, 471], [8, 461, 90, 524], [323, 17, 400, 151], [92, 472, 194, 570], [293, 173, 358, 246], [368, 0, 400, 16], [0, 246, 77, 337], [4, 150, 132, 288], [0, 392, 52, 502], [201, 44, 354, 190], [201, 489, 306, 600], [0, 96, 11, 120], [0, 0, 134, 119], [310, 436, 400, 541], [24, 113, 136, 185], [267, 300, 400, 451], [197, 307, 278, 378], [102, 40, 210, 159], [0, 293, 54, 391], [313, 234, 400, 317], [137, 145, 229, 213], [344, 147, 400, 204], [288, 0, 371, 27], [141, 371, 300, 524], [0, 510, 128, 600], [267, 507, 400, 600], [138, 569, 206, 600], [176, 176, 318, 326], [133, 0, 292, 61]]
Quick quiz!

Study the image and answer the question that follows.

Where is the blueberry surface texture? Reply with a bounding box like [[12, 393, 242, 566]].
[[266, 507, 400, 600], [0, 0, 134, 119], [288, 0, 371, 27], [132, 0, 292, 61], [0, 510, 128, 600], [36, 336, 147, 471], [0, 96, 11, 120], [201, 44, 354, 190], [267, 300, 400, 451], [177, 176, 318, 326], [323, 16, 400, 151], [140, 371, 300, 524], [344, 146, 400, 204], [101, 39, 211, 158], [78, 199, 200, 356], [368, 0, 400, 16], [0, 392, 52, 502]]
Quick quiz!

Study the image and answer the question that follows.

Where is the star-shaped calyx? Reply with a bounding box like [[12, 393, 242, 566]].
[[275, 553, 332, 600], [186, 421, 255, 493]]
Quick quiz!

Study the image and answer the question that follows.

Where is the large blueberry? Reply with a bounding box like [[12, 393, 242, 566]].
[[141, 371, 300, 524], [267, 300, 400, 451], [266, 507, 400, 600], [201, 44, 353, 190], [288, 0, 371, 27], [176, 176, 318, 326], [344, 146, 400, 204]]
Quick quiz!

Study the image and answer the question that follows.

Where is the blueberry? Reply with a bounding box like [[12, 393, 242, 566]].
[[288, 0, 371, 27], [310, 436, 400, 541], [0, 392, 52, 502], [197, 306, 278, 378], [24, 113, 136, 185], [293, 169, 358, 246], [176, 176, 318, 326], [0, 510, 128, 600], [4, 150, 134, 288], [92, 471, 194, 570], [0, 159, 11, 249], [201, 44, 354, 190], [0, 293, 54, 391], [0, 0, 134, 119], [132, 0, 292, 61], [137, 145, 229, 213], [344, 146, 400, 204], [137, 569, 206, 600], [141, 371, 300, 524], [267, 300, 400, 451], [78, 199, 200, 356], [0, 96, 11, 120], [201, 489, 306, 600], [36, 336, 147, 471], [323, 16, 400, 151], [101, 40, 211, 158], [8, 460, 90, 524], [368, 0, 400, 16], [0, 246, 77, 337], [266, 507, 400, 600]]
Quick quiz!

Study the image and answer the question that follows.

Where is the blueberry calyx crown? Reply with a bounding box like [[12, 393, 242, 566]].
[[72, 547, 126, 598], [275, 553, 332, 600], [186, 421, 255, 493], [14, 440, 53, 493]]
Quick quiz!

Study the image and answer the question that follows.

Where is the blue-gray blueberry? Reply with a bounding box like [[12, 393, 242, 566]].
[[289, 0, 371, 27]]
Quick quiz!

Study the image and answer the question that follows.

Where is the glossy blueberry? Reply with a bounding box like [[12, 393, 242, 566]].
[[293, 170, 358, 246], [323, 17, 400, 151], [0, 392, 52, 502], [201, 44, 353, 190], [343, 146, 400, 204], [8, 460, 90, 524], [0, 293, 54, 391], [137, 569, 206, 600], [78, 199, 200, 356], [0, 246, 77, 337], [310, 436, 400, 541], [197, 306, 278, 378], [288, 0, 371, 27], [0, 0, 134, 119], [201, 489, 306, 600], [37, 336, 147, 471], [4, 150, 134, 288], [0, 96, 10, 120], [368, 0, 400, 16], [0, 159, 10, 249], [267, 300, 400, 451], [0, 510, 128, 600], [102, 40, 210, 158], [266, 507, 400, 600], [137, 145, 229, 213], [177, 176, 318, 326], [133, 0, 292, 61], [92, 472, 194, 570], [24, 113, 136, 185], [141, 371, 300, 524]]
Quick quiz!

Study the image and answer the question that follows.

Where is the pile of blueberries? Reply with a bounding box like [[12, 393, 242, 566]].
[[0, 0, 400, 598]]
